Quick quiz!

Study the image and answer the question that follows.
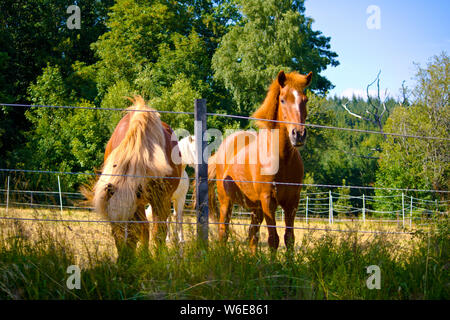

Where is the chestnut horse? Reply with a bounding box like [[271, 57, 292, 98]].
[[90, 96, 182, 255], [208, 71, 312, 252]]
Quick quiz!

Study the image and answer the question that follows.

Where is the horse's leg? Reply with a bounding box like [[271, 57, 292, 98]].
[[111, 222, 138, 260], [111, 223, 125, 253], [174, 193, 186, 243], [261, 194, 279, 251], [281, 204, 297, 250], [218, 197, 232, 242], [248, 208, 264, 253], [135, 204, 149, 249], [151, 197, 171, 247], [165, 203, 173, 243]]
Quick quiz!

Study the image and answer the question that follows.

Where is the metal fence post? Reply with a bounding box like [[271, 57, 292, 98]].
[[6, 176, 10, 214], [306, 195, 309, 224], [362, 194, 366, 224], [329, 190, 333, 225], [401, 192, 405, 228], [410, 196, 413, 228], [58, 176, 63, 214], [194, 99, 209, 242]]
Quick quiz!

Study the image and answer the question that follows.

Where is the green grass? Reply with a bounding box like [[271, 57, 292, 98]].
[[0, 219, 448, 300]]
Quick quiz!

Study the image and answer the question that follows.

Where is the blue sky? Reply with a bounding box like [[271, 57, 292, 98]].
[[304, 0, 450, 99]]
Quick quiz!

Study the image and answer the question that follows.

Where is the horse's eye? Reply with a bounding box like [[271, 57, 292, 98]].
[[281, 99, 285, 104]]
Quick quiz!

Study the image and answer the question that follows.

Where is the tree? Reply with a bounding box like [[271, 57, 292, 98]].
[[91, 0, 241, 133], [0, 0, 113, 167], [212, 0, 339, 116], [341, 71, 390, 137], [375, 52, 449, 206], [24, 64, 110, 190], [335, 180, 351, 217]]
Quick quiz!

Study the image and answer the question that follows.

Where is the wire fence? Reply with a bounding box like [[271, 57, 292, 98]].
[[2, 102, 449, 141], [1, 184, 447, 232], [0, 101, 448, 240]]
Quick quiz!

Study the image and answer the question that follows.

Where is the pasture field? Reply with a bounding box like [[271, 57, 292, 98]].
[[0, 207, 448, 300]]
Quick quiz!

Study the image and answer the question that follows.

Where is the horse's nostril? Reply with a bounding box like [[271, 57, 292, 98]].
[[292, 129, 296, 136]]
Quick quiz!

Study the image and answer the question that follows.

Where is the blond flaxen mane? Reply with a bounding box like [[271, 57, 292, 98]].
[[92, 96, 172, 221]]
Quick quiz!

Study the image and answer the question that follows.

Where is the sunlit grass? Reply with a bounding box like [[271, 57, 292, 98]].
[[0, 207, 448, 300]]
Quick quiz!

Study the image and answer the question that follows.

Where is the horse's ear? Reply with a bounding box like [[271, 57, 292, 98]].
[[189, 135, 193, 143], [305, 72, 313, 87], [277, 70, 286, 88]]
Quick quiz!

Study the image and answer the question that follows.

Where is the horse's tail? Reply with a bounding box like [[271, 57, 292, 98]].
[[92, 96, 172, 221], [207, 153, 219, 222]]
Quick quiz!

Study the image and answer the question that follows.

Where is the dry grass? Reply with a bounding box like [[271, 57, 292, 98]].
[[0, 206, 423, 264], [0, 206, 448, 300]]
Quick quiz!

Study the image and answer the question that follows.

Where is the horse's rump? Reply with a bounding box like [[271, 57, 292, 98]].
[[92, 96, 173, 221]]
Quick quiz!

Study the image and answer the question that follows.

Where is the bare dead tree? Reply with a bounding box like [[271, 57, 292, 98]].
[[342, 71, 388, 139], [399, 80, 410, 107]]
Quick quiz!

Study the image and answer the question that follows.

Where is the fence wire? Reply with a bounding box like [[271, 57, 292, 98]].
[[0, 102, 448, 240], [2, 102, 449, 141]]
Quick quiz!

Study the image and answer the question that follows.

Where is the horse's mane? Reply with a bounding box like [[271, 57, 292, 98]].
[[92, 95, 172, 220], [252, 79, 281, 129], [252, 71, 311, 129]]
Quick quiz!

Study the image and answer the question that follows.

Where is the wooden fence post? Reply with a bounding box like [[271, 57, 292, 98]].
[[194, 99, 209, 243]]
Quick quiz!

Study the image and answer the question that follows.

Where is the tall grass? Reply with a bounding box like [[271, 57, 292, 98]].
[[0, 218, 448, 300]]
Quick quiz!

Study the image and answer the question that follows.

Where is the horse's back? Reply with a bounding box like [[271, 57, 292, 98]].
[[214, 129, 303, 208], [215, 130, 273, 205], [104, 114, 181, 196]]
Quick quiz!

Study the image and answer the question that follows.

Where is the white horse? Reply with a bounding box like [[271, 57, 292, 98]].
[[145, 135, 196, 242]]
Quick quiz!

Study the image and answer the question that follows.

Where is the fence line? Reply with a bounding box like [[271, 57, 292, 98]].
[[1, 100, 448, 242], [1, 167, 448, 194], [2, 188, 448, 216], [1, 102, 449, 141], [0, 216, 416, 236]]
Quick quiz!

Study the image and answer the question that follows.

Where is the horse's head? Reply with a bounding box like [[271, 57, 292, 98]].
[[252, 70, 313, 148], [277, 70, 312, 147]]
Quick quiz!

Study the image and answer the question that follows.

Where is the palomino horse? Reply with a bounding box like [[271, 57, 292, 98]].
[[90, 96, 182, 255], [208, 71, 312, 252], [145, 135, 197, 243]]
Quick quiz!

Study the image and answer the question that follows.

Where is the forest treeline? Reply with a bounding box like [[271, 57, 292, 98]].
[[0, 0, 448, 212]]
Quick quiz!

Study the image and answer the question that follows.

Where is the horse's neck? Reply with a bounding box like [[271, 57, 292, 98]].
[[275, 124, 294, 161]]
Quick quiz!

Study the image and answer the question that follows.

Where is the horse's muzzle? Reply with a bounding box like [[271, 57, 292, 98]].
[[291, 128, 307, 147]]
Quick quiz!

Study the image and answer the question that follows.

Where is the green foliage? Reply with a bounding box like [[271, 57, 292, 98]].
[[91, 0, 189, 97], [335, 180, 351, 216], [375, 53, 449, 211], [148, 75, 201, 133], [212, 0, 338, 115], [24, 64, 110, 190], [0, 0, 113, 167]]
